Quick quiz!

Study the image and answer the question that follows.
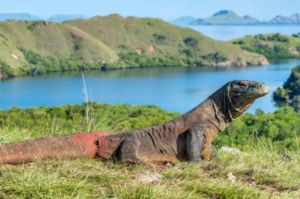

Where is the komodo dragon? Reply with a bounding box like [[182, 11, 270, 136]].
[[0, 80, 269, 165]]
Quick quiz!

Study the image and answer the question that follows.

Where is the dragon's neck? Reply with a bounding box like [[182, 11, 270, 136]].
[[168, 84, 239, 134]]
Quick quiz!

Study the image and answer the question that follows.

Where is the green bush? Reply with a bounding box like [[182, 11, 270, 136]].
[[118, 52, 187, 67], [273, 65, 300, 111], [0, 60, 15, 79], [0, 103, 178, 137], [19, 49, 101, 75], [152, 33, 167, 43], [204, 52, 227, 63], [267, 33, 289, 42], [243, 44, 291, 58], [216, 107, 300, 152], [183, 36, 198, 47]]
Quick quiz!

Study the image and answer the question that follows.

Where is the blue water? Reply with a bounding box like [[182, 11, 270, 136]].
[[1, 59, 300, 113], [190, 25, 300, 41]]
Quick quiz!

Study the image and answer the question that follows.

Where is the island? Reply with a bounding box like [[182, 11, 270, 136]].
[[173, 10, 300, 26], [0, 14, 268, 80]]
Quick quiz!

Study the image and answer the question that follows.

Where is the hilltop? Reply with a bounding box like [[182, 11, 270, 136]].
[[231, 33, 300, 58], [0, 14, 267, 79]]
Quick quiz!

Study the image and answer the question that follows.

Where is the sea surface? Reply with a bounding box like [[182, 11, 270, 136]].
[[190, 25, 300, 41], [1, 59, 300, 113]]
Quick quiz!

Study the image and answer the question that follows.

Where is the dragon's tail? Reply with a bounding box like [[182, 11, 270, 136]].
[[0, 131, 111, 165]]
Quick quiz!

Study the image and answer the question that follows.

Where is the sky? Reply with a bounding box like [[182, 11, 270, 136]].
[[0, 0, 299, 20]]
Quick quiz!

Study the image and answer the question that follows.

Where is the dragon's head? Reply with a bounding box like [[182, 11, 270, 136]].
[[226, 80, 269, 117]]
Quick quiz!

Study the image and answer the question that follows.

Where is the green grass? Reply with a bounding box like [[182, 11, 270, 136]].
[[0, 145, 299, 198], [0, 104, 299, 198]]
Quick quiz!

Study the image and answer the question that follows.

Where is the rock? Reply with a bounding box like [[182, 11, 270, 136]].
[[11, 53, 19, 60], [221, 146, 246, 155], [148, 45, 155, 53], [213, 61, 232, 67], [227, 172, 237, 183], [137, 172, 162, 183], [165, 162, 173, 167]]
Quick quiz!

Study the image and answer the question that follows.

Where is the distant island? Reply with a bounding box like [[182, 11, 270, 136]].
[[0, 13, 87, 22], [173, 10, 300, 26]]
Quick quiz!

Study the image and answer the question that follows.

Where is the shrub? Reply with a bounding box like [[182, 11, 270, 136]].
[[216, 107, 300, 151], [19, 49, 98, 75], [153, 33, 167, 43], [183, 37, 198, 47], [204, 52, 227, 63], [0, 61, 15, 79], [267, 33, 289, 42], [273, 65, 300, 111]]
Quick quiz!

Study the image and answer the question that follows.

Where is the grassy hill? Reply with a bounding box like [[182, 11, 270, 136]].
[[0, 21, 118, 66], [0, 15, 267, 79], [67, 14, 267, 66], [0, 103, 299, 198], [231, 33, 300, 58]]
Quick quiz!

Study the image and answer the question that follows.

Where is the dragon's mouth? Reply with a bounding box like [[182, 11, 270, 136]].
[[255, 83, 269, 97]]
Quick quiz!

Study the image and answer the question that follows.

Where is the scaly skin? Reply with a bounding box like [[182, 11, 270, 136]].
[[0, 132, 111, 165], [0, 80, 269, 165]]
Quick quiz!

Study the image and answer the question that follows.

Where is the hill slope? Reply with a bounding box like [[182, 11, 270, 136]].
[[67, 15, 267, 64], [231, 33, 300, 58], [0, 15, 268, 79]]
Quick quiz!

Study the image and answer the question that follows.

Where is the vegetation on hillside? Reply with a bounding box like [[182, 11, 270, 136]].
[[232, 33, 300, 58], [0, 15, 268, 80], [0, 103, 299, 198], [273, 65, 300, 111]]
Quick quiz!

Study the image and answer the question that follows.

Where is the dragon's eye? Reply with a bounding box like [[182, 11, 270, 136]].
[[238, 82, 247, 87]]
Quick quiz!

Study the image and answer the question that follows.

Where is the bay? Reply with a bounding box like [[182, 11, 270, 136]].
[[0, 59, 299, 113]]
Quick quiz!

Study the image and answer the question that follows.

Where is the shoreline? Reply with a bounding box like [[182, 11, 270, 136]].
[[0, 57, 270, 82]]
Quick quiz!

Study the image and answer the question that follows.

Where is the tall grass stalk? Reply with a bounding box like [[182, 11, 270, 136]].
[[81, 72, 91, 132]]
